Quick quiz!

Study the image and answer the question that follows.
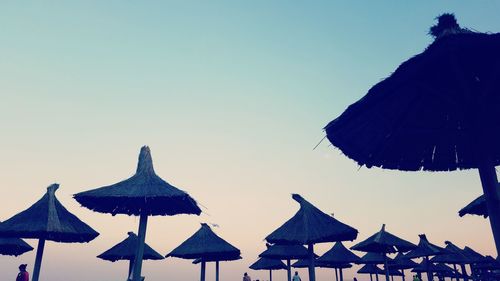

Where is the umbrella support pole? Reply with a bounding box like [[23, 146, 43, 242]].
[[478, 166, 500, 256], [200, 260, 206, 281], [424, 256, 433, 281], [369, 273, 373, 281], [384, 253, 391, 281], [128, 260, 134, 278], [459, 264, 467, 281], [287, 259, 292, 281], [335, 268, 339, 281], [269, 269, 272, 281], [402, 269, 405, 281], [307, 243, 316, 281], [32, 238, 45, 281], [216, 261, 220, 281], [453, 264, 459, 281], [339, 268, 344, 281], [376, 273, 380, 281], [391, 275, 394, 281], [132, 213, 148, 281]]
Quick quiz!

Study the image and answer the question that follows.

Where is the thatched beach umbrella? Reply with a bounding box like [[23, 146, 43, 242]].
[[266, 194, 358, 281], [388, 253, 418, 281], [324, 13, 500, 256], [352, 224, 416, 281], [0, 226, 33, 257], [317, 242, 361, 281], [97, 231, 164, 278], [406, 235, 447, 281], [250, 257, 287, 281], [0, 184, 99, 281], [358, 264, 385, 281], [259, 243, 310, 281], [459, 194, 488, 218], [193, 255, 242, 281], [430, 241, 469, 281], [167, 223, 240, 281], [74, 146, 201, 281]]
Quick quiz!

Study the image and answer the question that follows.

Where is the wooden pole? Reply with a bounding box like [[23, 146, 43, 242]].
[[32, 239, 46, 281], [478, 166, 500, 256], [460, 264, 467, 281], [269, 269, 272, 281], [128, 259, 134, 278], [132, 213, 148, 281], [384, 254, 391, 281], [307, 243, 316, 281], [376, 272, 380, 281], [425, 256, 433, 281], [339, 268, 344, 281], [335, 268, 339, 281], [402, 269, 405, 281], [200, 260, 206, 281], [216, 261, 220, 281], [287, 259, 292, 281], [369, 273, 373, 281]]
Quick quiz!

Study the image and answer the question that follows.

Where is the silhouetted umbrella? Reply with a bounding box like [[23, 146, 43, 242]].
[[412, 260, 454, 273], [193, 255, 242, 281], [317, 242, 361, 281], [0, 184, 99, 281], [97, 232, 164, 278], [250, 257, 287, 281], [462, 246, 487, 264], [406, 234, 447, 281], [293, 256, 353, 281], [473, 256, 500, 270], [388, 253, 418, 281], [459, 194, 488, 218], [74, 146, 201, 281], [324, 13, 500, 256], [167, 223, 240, 281], [259, 243, 310, 281], [0, 226, 33, 256], [360, 252, 391, 265], [358, 264, 385, 281], [352, 224, 416, 281], [266, 194, 358, 281], [431, 241, 469, 281]]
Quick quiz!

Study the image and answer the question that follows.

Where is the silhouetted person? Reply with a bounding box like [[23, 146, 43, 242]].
[[16, 264, 29, 281], [354, 277, 358, 281], [292, 271, 301, 281], [243, 272, 251, 281]]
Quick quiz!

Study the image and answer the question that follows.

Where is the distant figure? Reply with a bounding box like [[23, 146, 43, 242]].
[[354, 277, 358, 281], [16, 264, 29, 281], [243, 272, 251, 281], [292, 271, 301, 281], [412, 275, 420, 281]]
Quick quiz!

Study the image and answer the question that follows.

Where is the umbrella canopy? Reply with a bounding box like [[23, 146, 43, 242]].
[[351, 224, 416, 253], [292, 258, 352, 269], [412, 260, 453, 273], [74, 146, 201, 281], [0, 184, 99, 242], [0, 184, 99, 281], [405, 234, 447, 259], [259, 244, 310, 260], [388, 253, 418, 270], [459, 194, 488, 218], [462, 246, 487, 264], [250, 257, 287, 270], [430, 241, 468, 264], [0, 235, 33, 257], [167, 223, 240, 261], [473, 256, 500, 270], [358, 264, 385, 275], [266, 194, 358, 245], [359, 252, 390, 265], [317, 242, 361, 264], [97, 232, 164, 262]]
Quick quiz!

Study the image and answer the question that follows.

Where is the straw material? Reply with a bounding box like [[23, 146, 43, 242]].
[[317, 242, 361, 264], [430, 241, 468, 264], [359, 252, 390, 265], [462, 246, 487, 264], [250, 257, 287, 270], [259, 244, 310, 259], [266, 194, 358, 244], [388, 253, 418, 270], [459, 194, 488, 218], [97, 232, 164, 262], [74, 146, 201, 216], [358, 264, 385, 275], [291, 259, 350, 269], [167, 223, 240, 261], [351, 224, 416, 253], [405, 234, 447, 258], [0, 234, 33, 256], [324, 15, 500, 171], [412, 260, 453, 273], [0, 184, 99, 243]]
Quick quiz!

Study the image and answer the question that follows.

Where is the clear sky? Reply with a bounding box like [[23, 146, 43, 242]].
[[1, 1, 499, 281]]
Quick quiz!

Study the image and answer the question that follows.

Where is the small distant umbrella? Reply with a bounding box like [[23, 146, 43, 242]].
[[324, 13, 500, 257], [352, 224, 416, 281], [193, 255, 242, 281], [412, 260, 454, 273], [388, 253, 418, 281], [0, 225, 33, 256], [358, 264, 385, 281], [167, 223, 240, 281], [265, 194, 358, 281], [0, 184, 99, 281], [74, 146, 201, 281], [406, 234, 447, 281], [360, 252, 391, 265], [250, 257, 287, 281], [459, 194, 488, 218], [259, 243, 310, 281], [317, 242, 361, 281], [97, 232, 164, 278], [431, 241, 469, 281]]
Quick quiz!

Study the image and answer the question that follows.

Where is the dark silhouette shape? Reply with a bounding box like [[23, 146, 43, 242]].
[[317, 242, 361, 281], [293, 258, 351, 281], [459, 187, 500, 218], [265, 194, 358, 281], [358, 264, 385, 281], [249, 257, 287, 281], [324, 13, 500, 256], [167, 223, 241, 281], [387, 253, 418, 281], [16, 264, 29, 281], [0, 227, 33, 257], [259, 244, 310, 281], [430, 241, 470, 280], [97, 231, 164, 278], [0, 184, 99, 281], [74, 146, 201, 281], [406, 235, 447, 281]]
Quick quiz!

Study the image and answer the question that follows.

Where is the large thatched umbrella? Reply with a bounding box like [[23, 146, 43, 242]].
[[352, 224, 416, 281], [430, 241, 469, 281], [0, 184, 99, 281], [324, 13, 500, 256], [167, 223, 240, 281], [249, 257, 287, 281], [388, 253, 418, 281], [0, 226, 33, 257], [406, 235, 447, 281], [74, 146, 201, 281], [358, 264, 385, 281], [259, 243, 310, 281], [317, 242, 361, 281], [265, 194, 358, 281], [97, 231, 164, 278]]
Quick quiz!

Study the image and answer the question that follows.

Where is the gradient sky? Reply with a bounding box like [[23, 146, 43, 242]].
[[1, 1, 500, 281]]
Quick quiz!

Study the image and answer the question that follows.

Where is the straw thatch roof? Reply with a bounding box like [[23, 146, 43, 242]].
[[405, 234, 447, 258], [358, 264, 385, 275], [250, 257, 287, 270], [97, 232, 164, 262], [265, 194, 358, 245], [430, 241, 468, 264], [324, 14, 500, 171], [462, 246, 487, 264], [359, 252, 390, 265], [0, 184, 99, 243], [74, 146, 201, 216], [351, 224, 416, 253], [167, 223, 240, 261], [0, 233, 33, 256], [192, 255, 242, 263], [473, 256, 500, 270], [412, 260, 453, 273], [388, 253, 418, 270], [459, 194, 488, 218], [317, 242, 361, 264], [259, 244, 310, 259]]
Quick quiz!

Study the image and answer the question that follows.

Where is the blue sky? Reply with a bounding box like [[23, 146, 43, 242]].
[[1, 2, 499, 281]]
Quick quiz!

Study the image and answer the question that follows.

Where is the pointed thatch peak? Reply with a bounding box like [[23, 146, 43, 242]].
[[249, 257, 287, 270], [405, 234, 447, 258], [317, 242, 361, 264], [97, 231, 164, 262], [136, 146, 155, 175], [388, 252, 418, 270], [351, 224, 416, 253], [431, 241, 468, 264]]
